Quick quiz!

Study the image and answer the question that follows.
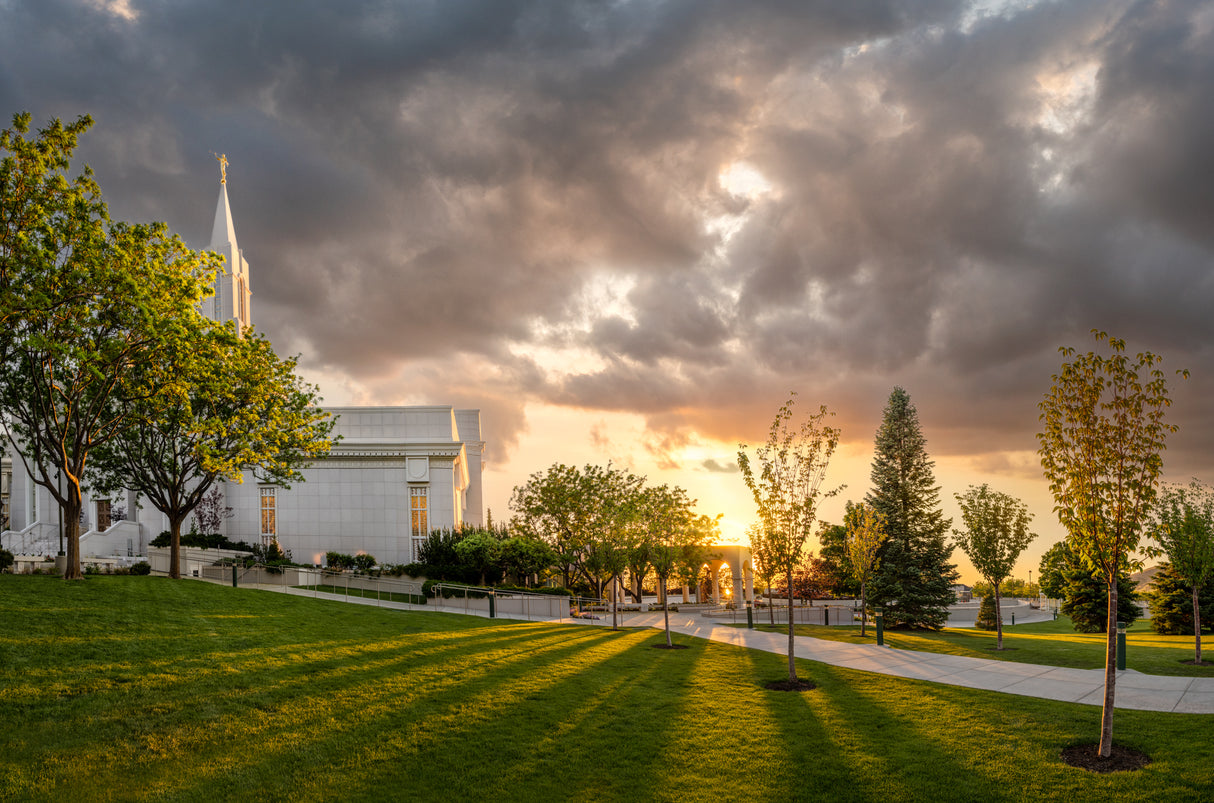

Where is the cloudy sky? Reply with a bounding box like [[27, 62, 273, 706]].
[[4, 0, 1213, 581]]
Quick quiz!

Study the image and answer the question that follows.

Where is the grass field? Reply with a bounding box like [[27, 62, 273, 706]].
[[2, 576, 1213, 802], [750, 617, 1214, 677]]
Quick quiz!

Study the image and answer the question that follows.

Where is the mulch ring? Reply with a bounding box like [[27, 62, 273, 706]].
[[651, 643, 689, 650], [1060, 744, 1151, 773], [764, 678, 817, 692]]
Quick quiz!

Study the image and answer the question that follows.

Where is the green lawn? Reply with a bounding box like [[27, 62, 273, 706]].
[[749, 616, 1214, 677], [2, 576, 1213, 802]]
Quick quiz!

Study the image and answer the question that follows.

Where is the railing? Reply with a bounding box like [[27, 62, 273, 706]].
[[428, 582, 584, 622], [0, 521, 58, 556], [704, 602, 860, 626]]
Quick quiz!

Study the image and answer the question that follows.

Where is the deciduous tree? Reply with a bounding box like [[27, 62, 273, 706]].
[[90, 322, 335, 579], [0, 113, 217, 579], [738, 393, 841, 683], [747, 522, 780, 624], [844, 501, 887, 637], [1146, 480, 1214, 663], [952, 484, 1037, 649], [1037, 330, 1183, 757]]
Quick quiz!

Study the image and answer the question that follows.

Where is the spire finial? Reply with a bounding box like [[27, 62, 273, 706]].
[[213, 152, 228, 185]]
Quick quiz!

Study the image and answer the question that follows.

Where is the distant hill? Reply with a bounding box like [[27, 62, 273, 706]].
[[1131, 565, 1162, 592]]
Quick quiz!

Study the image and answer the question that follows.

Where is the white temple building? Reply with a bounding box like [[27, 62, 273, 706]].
[[1, 161, 484, 568]]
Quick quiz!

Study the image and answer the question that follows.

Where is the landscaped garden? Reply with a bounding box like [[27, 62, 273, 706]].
[[752, 617, 1214, 677], [2, 575, 1213, 801]]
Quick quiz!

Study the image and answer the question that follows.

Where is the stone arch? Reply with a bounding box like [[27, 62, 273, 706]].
[[700, 544, 754, 606]]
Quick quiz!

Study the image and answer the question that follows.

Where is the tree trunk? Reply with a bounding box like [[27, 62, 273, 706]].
[[787, 567, 797, 681], [860, 579, 867, 637], [994, 581, 1004, 650], [1099, 577, 1117, 758], [662, 577, 672, 647], [611, 576, 619, 631], [769, 585, 775, 625], [169, 513, 187, 580], [61, 497, 83, 580], [1194, 585, 1203, 665]]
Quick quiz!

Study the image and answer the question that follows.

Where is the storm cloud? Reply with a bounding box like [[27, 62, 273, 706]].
[[3, 0, 1212, 476]]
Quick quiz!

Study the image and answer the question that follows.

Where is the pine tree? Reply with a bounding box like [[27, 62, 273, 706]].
[[976, 592, 999, 631], [864, 387, 958, 629]]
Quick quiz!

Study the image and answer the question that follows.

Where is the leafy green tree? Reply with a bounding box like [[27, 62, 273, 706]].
[[747, 522, 781, 624], [454, 531, 503, 586], [1146, 480, 1214, 663], [1146, 562, 1214, 638], [815, 523, 859, 597], [91, 321, 335, 579], [510, 463, 642, 594], [641, 484, 704, 646], [844, 501, 887, 637], [1038, 540, 1072, 600], [1038, 330, 1182, 757], [975, 592, 999, 631], [0, 112, 216, 579], [738, 393, 841, 683], [865, 388, 958, 629], [498, 536, 555, 587], [952, 485, 1037, 649]]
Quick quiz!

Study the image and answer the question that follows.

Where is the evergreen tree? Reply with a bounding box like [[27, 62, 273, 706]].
[[1147, 562, 1214, 636], [1062, 568, 1140, 633], [975, 592, 999, 631], [864, 387, 958, 629]]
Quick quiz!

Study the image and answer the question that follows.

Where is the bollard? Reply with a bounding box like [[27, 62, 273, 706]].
[[489, 591, 496, 619], [746, 603, 754, 630], [1011, 612, 1015, 626], [232, 563, 237, 588], [875, 608, 884, 646], [1117, 621, 1127, 670]]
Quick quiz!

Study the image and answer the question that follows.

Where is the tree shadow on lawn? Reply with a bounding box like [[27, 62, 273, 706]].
[[26, 619, 611, 797], [139, 625, 697, 801]]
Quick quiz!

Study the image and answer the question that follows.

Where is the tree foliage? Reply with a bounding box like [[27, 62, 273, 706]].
[[865, 387, 958, 629], [0, 112, 217, 579], [1146, 480, 1214, 662], [1037, 330, 1182, 756], [738, 393, 841, 682], [844, 501, 887, 636], [975, 592, 999, 631], [815, 523, 860, 597], [90, 322, 335, 578], [1146, 562, 1214, 638], [952, 484, 1036, 649]]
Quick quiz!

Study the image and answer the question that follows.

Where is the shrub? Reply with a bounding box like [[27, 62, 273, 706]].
[[382, 563, 426, 578], [353, 553, 377, 573], [325, 551, 355, 570], [975, 593, 999, 631], [130, 561, 152, 576], [0, 548, 13, 572]]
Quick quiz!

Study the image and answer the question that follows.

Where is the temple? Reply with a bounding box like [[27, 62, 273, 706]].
[[1, 161, 484, 568]]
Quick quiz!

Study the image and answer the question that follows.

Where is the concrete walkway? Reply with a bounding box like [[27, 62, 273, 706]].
[[624, 611, 1214, 714], [239, 582, 1214, 714]]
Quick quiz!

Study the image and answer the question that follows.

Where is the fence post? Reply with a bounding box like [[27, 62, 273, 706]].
[[232, 563, 237, 588], [1117, 621, 1127, 670]]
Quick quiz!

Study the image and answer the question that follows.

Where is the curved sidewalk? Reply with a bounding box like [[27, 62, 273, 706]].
[[238, 582, 1214, 714], [630, 611, 1214, 714]]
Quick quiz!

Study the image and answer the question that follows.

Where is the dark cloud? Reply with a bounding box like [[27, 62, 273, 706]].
[[3, 0, 1213, 483]]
